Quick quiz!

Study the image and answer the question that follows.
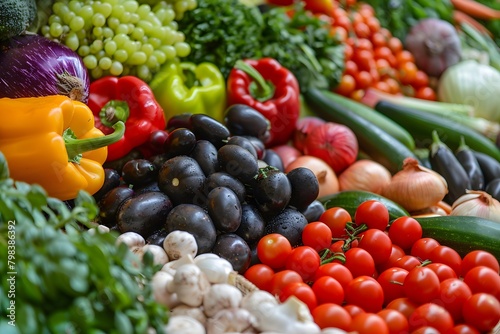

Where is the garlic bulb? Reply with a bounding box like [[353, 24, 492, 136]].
[[382, 157, 448, 212], [451, 190, 500, 222]]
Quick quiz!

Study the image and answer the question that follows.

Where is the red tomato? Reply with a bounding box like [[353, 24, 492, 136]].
[[461, 250, 500, 277], [314, 262, 353, 292], [335, 74, 357, 96], [393, 255, 422, 272], [408, 303, 455, 333], [437, 278, 472, 322], [344, 247, 376, 278], [463, 266, 500, 300], [386, 297, 419, 319], [404, 266, 441, 305], [350, 312, 390, 334], [319, 207, 351, 239], [269, 269, 303, 296], [285, 246, 321, 282], [429, 246, 462, 277], [301, 221, 333, 252], [388, 216, 423, 250], [358, 228, 393, 265], [312, 303, 352, 330], [411, 238, 440, 261], [447, 324, 481, 334], [345, 276, 384, 313], [410, 326, 440, 334], [279, 281, 317, 311], [425, 263, 458, 282], [377, 308, 409, 334], [303, 0, 334, 15], [377, 267, 409, 305], [354, 200, 390, 230], [312, 276, 344, 305], [256, 233, 292, 269], [377, 244, 406, 273], [243, 264, 274, 292], [412, 70, 430, 89], [462, 293, 500, 332], [414, 87, 436, 101]]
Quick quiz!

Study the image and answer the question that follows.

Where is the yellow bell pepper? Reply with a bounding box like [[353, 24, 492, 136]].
[[0, 95, 125, 201]]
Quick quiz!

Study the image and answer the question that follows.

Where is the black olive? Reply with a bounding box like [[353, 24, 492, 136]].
[[204, 172, 247, 203], [286, 167, 320, 211], [147, 130, 169, 154], [163, 127, 197, 159], [190, 114, 230, 149], [103, 148, 144, 174], [300, 200, 326, 223], [265, 207, 308, 247], [262, 149, 284, 172], [93, 168, 121, 202], [167, 113, 193, 132], [190, 140, 219, 176], [226, 136, 258, 159], [252, 166, 292, 217], [211, 233, 252, 274], [146, 228, 169, 247], [134, 181, 161, 194], [98, 186, 135, 227], [117, 191, 173, 239], [235, 203, 266, 244], [243, 136, 266, 159], [158, 156, 207, 206], [218, 144, 259, 184], [121, 159, 158, 187], [164, 203, 217, 254], [224, 104, 270, 143], [207, 187, 242, 233]]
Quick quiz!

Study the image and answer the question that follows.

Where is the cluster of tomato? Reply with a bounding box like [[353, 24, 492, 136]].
[[244, 200, 500, 334], [322, 2, 437, 101]]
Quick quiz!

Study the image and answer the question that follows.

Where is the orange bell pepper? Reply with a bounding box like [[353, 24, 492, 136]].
[[0, 95, 124, 200]]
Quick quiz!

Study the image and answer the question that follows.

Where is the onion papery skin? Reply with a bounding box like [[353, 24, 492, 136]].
[[0, 34, 90, 103]]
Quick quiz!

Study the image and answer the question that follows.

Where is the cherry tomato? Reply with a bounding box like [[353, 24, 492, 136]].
[[354, 70, 373, 89], [437, 278, 472, 322], [411, 238, 440, 261], [428, 246, 462, 277], [319, 207, 351, 239], [344, 247, 376, 278], [377, 244, 406, 273], [335, 74, 356, 96], [354, 200, 390, 230], [414, 86, 437, 101], [384, 77, 401, 94], [388, 216, 423, 250], [394, 255, 422, 272], [396, 50, 415, 65], [410, 326, 440, 334], [461, 250, 500, 277], [377, 267, 409, 305], [354, 22, 371, 39], [448, 324, 481, 334], [243, 264, 274, 292], [344, 60, 359, 76], [377, 309, 409, 334], [302, 221, 333, 253], [387, 37, 403, 54], [386, 297, 419, 319], [412, 70, 429, 89], [256, 233, 292, 269], [371, 32, 387, 48], [365, 16, 381, 34], [361, 230, 392, 264], [269, 269, 303, 296], [279, 281, 317, 311], [398, 61, 418, 86], [345, 276, 384, 313], [425, 263, 458, 282], [312, 303, 352, 330], [462, 293, 500, 332], [312, 276, 344, 305], [350, 312, 390, 334], [463, 266, 500, 300], [408, 303, 455, 333], [285, 246, 321, 282], [314, 262, 353, 292], [404, 266, 441, 305]]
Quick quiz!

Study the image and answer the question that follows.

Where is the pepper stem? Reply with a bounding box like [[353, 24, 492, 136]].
[[65, 121, 125, 163], [235, 60, 275, 102], [99, 100, 130, 128]]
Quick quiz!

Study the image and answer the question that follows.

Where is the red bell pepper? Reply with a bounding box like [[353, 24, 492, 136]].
[[87, 76, 166, 161], [227, 58, 300, 147], [266, 0, 335, 15]]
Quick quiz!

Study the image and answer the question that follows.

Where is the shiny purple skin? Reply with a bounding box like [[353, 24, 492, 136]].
[[0, 34, 90, 103]]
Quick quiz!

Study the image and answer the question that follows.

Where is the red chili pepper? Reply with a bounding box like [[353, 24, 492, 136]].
[[87, 76, 166, 161], [227, 58, 300, 147]]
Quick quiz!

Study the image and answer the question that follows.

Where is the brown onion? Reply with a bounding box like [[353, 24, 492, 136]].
[[338, 159, 392, 195]]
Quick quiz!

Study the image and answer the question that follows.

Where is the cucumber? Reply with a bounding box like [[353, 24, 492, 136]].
[[318, 190, 410, 221], [374, 100, 500, 162], [416, 216, 500, 261], [322, 91, 416, 151], [304, 88, 419, 174]]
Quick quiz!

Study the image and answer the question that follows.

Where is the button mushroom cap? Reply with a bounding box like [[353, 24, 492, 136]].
[[135, 244, 169, 266], [115, 231, 146, 249], [151, 271, 180, 309], [167, 263, 210, 307], [163, 315, 206, 334], [163, 230, 198, 260]]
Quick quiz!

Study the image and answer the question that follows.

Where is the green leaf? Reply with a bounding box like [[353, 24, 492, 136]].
[[114, 311, 133, 334], [0, 152, 10, 181]]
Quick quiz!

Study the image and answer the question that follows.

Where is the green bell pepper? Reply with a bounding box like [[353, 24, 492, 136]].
[[149, 60, 227, 122]]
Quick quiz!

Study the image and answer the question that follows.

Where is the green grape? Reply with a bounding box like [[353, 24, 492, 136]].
[[129, 13, 140, 24], [136, 64, 151, 81], [123, 1, 139, 13], [115, 23, 129, 35], [83, 55, 98, 69], [128, 51, 147, 65], [104, 40, 117, 56], [70, 16, 85, 31], [91, 67, 103, 80], [92, 26, 103, 38], [66, 32, 80, 51], [110, 4, 125, 19], [187, 0, 197, 10], [160, 45, 176, 60], [147, 37, 161, 48], [62, 11, 76, 25], [114, 49, 128, 63], [130, 27, 145, 41], [99, 57, 113, 70], [94, 2, 113, 18], [78, 5, 94, 21], [41, 26, 50, 36], [109, 61, 124, 76], [52, 2, 70, 16], [123, 40, 138, 54], [90, 40, 104, 54], [146, 55, 158, 68], [68, 0, 82, 13], [113, 33, 128, 46], [137, 20, 153, 34], [137, 4, 151, 19], [107, 17, 120, 30], [140, 43, 154, 56], [121, 11, 131, 24], [174, 42, 190, 58], [102, 27, 114, 39], [78, 45, 91, 57], [48, 15, 62, 25], [152, 50, 166, 65], [49, 22, 64, 38], [92, 13, 106, 27]]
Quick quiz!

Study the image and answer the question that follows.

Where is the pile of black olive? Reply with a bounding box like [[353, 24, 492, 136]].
[[93, 104, 324, 274]]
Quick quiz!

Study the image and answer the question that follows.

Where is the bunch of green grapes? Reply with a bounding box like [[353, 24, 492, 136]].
[[41, 0, 197, 82]]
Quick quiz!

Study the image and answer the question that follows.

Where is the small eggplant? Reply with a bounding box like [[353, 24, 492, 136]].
[[473, 151, 500, 185], [485, 178, 500, 201], [455, 137, 485, 190]]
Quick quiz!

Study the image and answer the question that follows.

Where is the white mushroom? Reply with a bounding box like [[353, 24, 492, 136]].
[[203, 283, 243, 317], [163, 230, 198, 260], [170, 304, 208, 327], [135, 244, 169, 266], [167, 263, 210, 307], [161, 254, 196, 277], [206, 308, 258, 334], [151, 271, 180, 309], [87, 225, 110, 235], [163, 315, 206, 334], [116, 231, 145, 250], [195, 256, 234, 284]]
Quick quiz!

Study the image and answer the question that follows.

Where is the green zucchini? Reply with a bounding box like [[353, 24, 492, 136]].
[[416, 216, 500, 261], [318, 190, 410, 221], [304, 88, 419, 174], [321, 91, 416, 151], [374, 100, 500, 162]]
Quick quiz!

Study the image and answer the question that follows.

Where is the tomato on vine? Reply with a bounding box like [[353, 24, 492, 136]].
[[301, 221, 333, 252], [319, 206, 352, 239], [312, 276, 344, 305], [312, 303, 352, 331], [279, 281, 317, 311], [314, 262, 353, 292], [256, 233, 292, 269], [377, 267, 408, 305], [354, 199, 389, 230], [345, 276, 384, 313], [344, 247, 376, 278], [285, 246, 321, 282], [388, 216, 422, 251], [404, 266, 441, 305], [357, 228, 392, 265]]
